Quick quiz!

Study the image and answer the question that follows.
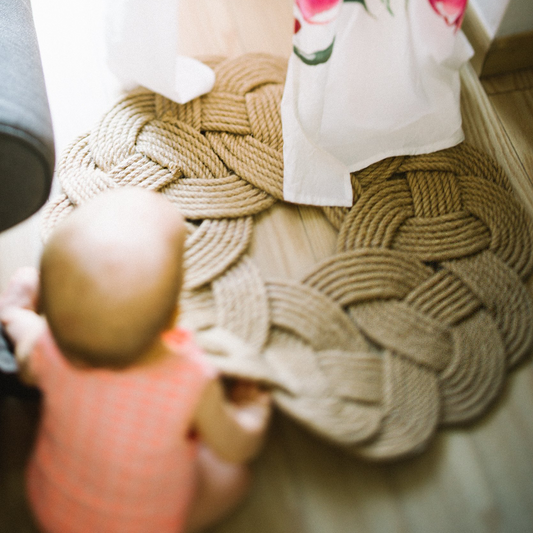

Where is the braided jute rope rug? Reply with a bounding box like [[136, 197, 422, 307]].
[[42, 54, 533, 460]]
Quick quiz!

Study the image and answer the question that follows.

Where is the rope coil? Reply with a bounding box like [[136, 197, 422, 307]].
[[42, 54, 533, 460]]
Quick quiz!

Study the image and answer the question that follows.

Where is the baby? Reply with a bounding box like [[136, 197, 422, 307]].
[[0, 188, 271, 533]]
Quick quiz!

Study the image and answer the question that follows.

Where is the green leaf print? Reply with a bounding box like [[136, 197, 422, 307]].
[[344, 0, 369, 11], [381, 0, 393, 15], [293, 39, 336, 65]]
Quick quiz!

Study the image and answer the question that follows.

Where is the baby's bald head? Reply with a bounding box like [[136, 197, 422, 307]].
[[39, 188, 186, 368]]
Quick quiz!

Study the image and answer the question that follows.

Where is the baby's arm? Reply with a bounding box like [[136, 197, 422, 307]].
[[0, 267, 45, 385], [193, 378, 271, 464]]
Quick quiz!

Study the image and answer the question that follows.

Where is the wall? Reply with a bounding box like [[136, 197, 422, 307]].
[[497, 0, 533, 37], [469, 0, 533, 38], [468, 0, 509, 38]]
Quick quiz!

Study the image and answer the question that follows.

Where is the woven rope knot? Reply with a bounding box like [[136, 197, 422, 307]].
[[43, 54, 287, 238], [42, 54, 533, 461]]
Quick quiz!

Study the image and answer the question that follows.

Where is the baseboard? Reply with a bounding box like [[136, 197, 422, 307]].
[[462, 4, 533, 78], [462, 3, 492, 76], [482, 30, 533, 77]]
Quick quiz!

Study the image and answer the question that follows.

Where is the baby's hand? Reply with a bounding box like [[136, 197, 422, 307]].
[[0, 267, 39, 319], [228, 380, 272, 433]]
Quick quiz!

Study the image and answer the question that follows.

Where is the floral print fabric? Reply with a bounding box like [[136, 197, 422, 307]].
[[282, 0, 473, 206]]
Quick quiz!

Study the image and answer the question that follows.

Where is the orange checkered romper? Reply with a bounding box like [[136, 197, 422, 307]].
[[25, 327, 216, 533]]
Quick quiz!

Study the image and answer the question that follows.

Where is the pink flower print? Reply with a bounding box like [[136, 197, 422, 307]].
[[295, 0, 342, 24], [428, 0, 468, 30]]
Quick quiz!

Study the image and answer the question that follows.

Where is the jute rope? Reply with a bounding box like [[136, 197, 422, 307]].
[[42, 54, 533, 460]]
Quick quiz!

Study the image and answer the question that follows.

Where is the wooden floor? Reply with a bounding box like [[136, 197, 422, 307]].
[[1, 1, 533, 532]]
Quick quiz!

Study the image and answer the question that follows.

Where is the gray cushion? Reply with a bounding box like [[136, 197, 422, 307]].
[[0, 0, 54, 232]]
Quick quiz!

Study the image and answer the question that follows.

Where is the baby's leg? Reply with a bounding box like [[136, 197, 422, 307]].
[[185, 444, 251, 533]]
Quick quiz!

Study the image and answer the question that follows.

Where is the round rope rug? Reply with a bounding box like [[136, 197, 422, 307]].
[[42, 54, 533, 460]]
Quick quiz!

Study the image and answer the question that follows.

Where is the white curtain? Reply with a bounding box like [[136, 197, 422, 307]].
[[105, 0, 215, 104]]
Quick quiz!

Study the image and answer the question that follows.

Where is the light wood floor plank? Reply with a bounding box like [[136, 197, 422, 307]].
[[487, 89, 533, 182], [482, 68, 533, 95]]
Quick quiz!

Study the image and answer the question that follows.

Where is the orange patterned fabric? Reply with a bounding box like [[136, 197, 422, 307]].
[[26, 327, 216, 533]]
